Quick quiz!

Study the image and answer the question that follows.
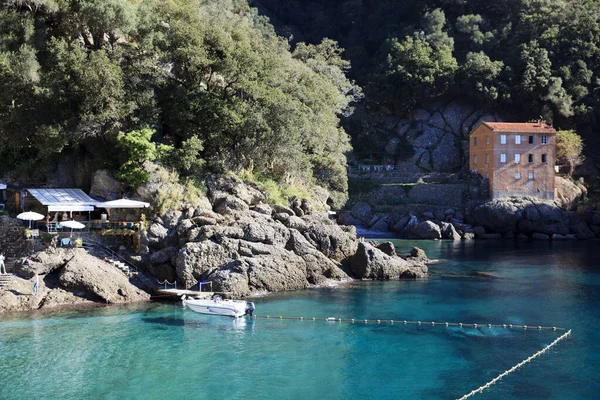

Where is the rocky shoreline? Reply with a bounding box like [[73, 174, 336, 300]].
[[339, 178, 599, 241], [0, 177, 429, 314]]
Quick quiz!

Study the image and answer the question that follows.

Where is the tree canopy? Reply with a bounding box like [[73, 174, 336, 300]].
[[0, 0, 360, 206], [254, 0, 600, 154]]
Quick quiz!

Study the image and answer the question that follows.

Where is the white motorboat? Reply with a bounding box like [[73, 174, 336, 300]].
[[182, 295, 255, 318]]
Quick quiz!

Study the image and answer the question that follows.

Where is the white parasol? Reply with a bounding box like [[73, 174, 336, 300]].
[[17, 211, 44, 228], [61, 220, 86, 237]]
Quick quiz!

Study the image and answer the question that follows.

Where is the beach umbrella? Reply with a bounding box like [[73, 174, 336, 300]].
[[17, 211, 44, 228], [61, 220, 85, 237]]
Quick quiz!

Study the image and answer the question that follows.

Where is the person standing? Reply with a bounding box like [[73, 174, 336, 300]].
[[33, 271, 39, 295], [0, 253, 5, 274]]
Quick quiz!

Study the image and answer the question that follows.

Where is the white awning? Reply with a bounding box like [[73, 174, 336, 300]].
[[96, 199, 150, 209], [48, 205, 94, 212]]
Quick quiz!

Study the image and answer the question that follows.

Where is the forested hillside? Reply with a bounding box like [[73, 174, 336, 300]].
[[0, 0, 360, 206], [253, 0, 600, 156]]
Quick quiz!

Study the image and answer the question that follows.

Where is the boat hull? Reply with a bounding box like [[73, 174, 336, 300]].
[[183, 298, 248, 318]]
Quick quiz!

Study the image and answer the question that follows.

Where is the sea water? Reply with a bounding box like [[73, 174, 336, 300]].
[[0, 239, 598, 400]]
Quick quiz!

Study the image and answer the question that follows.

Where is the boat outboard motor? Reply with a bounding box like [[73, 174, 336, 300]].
[[245, 302, 255, 316]]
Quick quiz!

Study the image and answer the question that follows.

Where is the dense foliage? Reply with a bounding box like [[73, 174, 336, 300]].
[[0, 0, 360, 206], [254, 0, 600, 144]]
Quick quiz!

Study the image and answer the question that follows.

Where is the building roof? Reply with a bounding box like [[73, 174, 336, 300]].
[[27, 188, 97, 212], [479, 121, 556, 134], [96, 198, 150, 209]]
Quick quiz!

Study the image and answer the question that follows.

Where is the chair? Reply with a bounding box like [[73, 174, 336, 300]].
[[60, 238, 72, 247], [56, 223, 63, 231], [31, 229, 40, 239]]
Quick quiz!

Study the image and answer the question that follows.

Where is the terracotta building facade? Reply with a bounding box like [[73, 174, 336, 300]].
[[469, 122, 556, 200]]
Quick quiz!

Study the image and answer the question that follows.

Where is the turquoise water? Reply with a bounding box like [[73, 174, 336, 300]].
[[0, 240, 598, 399]]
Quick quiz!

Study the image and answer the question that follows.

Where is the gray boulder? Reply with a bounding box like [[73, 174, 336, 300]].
[[286, 230, 348, 285], [272, 204, 295, 216], [58, 250, 150, 303], [472, 199, 522, 233], [13, 249, 72, 277], [348, 243, 428, 280], [283, 216, 309, 232], [252, 203, 273, 216], [303, 223, 358, 262], [150, 246, 178, 266], [213, 195, 250, 217], [337, 210, 364, 226], [376, 242, 396, 257], [146, 223, 170, 249], [89, 169, 121, 200], [174, 241, 239, 287], [370, 218, 390, 232], [555, 177, 587, 210], [350, 202, 373, 224], [235, 219, 289, 246], [410, 221, 442, 239], [439, 222, 460, 241], [192, 216, 217, 227]]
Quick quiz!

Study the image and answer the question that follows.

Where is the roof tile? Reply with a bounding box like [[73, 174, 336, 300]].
[[481, 121, 556, 134]]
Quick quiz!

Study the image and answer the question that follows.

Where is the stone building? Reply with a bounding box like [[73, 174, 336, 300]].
[[469, 122, 556, 200]]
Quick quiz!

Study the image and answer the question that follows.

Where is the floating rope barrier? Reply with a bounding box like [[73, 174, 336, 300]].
[[250, 315, 566, 331], [456, 329, 572, 400]]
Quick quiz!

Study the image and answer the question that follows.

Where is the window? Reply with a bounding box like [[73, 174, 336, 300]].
[[528, 171, 534, 180], [486, 136, 490, 145], [485, 154, 489, 164], [500, 134, 507, 144], [473, 137, 477, 146], [529, 135, 534, 144], [515, 135, 521, 144], [515, 154, 521, 163], [500, 153, 506, 163], [541, 135, 547, 144], [542, 154, 547, 163], [528, 154, 534, 163], [473, 155, 477, 164], [516, 172, 521, 180]]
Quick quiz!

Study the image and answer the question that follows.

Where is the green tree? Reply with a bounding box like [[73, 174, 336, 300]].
[[556, 129, 584, 177], [460, 51, 504, 103], [116, 128, 157, 187]]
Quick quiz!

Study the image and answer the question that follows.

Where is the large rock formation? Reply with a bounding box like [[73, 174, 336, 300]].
[[146, 176, 428, 296], [0, 175, 430, 313], [58, 250, 150, 303], [1, 248, 152, 313]]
